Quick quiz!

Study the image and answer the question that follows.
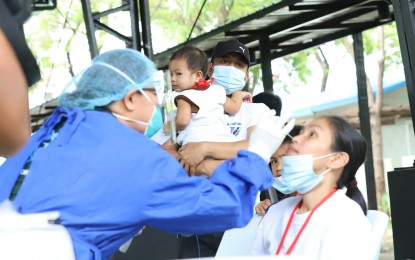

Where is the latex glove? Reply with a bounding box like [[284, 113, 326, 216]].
[[247, 112, 295, 163]]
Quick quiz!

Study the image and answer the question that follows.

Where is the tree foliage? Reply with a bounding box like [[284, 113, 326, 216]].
[[25, 0, 282, 96], [282, 49, 313, 83], [150, 0, 277, 45], [335, 23, 401, 69]]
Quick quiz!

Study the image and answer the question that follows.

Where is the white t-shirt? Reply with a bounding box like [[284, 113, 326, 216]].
[[152, 100, 271, 145], [252, 190, 374, 259], [176, 84, 235, 145], [226, 102, 270, 141]]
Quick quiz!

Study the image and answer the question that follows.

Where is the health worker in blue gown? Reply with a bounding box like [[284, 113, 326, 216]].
[[0, 48, 294, 259]]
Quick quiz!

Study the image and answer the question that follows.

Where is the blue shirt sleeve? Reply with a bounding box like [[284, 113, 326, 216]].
[[142, 149, 273, 234]]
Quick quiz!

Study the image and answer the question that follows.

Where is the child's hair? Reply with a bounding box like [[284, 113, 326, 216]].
[[170, 46, 208, 75], [323, 115, 368, 215], [268, 125, 302, 172], [252, 92, 283, 116]]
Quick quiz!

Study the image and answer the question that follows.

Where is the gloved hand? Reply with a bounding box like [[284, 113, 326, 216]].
[[247, 111, 295, 163]]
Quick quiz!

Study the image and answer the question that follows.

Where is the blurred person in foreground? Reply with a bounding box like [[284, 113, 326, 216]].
[[0, 0, 41, 156]]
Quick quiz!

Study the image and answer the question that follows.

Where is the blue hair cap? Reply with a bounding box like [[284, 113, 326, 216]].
[[58, 48, 159, 110]]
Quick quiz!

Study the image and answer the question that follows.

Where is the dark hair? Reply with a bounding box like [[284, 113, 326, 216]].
[[170, 46, 208, 75], [324, 116, 368, 215], [283, 125, 302, 144], [252, 92, 282, 116]]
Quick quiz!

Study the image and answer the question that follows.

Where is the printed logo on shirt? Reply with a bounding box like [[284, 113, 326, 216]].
[[228, 122, 242, 137]]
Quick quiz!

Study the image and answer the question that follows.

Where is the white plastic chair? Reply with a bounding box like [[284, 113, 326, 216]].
[[366, 209, 389, 260], [215, 215, 262, 257], [0, 204, 75, 260]]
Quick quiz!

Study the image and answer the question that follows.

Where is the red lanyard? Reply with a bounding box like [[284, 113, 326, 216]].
[[275, 188, 337, 255]]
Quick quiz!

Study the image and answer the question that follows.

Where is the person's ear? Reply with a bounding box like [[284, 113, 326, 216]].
[[244, 72, 250, 84], [195, 70, 204, 81], [207, 63, 214, 77], [327, 152, 349, 170], [122, 89, 139, 111]]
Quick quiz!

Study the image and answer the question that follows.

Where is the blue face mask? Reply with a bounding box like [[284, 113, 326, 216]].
[[112, 90, 163, 138], [211, 65, 246, 95], [272, 176, 295, 194], [112, 105, 163, 138], [273, 153, 336, 194], [144, 106, 163, 137]]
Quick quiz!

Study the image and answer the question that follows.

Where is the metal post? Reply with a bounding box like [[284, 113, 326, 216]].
[[259, 36, 274, 93], [387, 0, 415, 258], [352, 33, 377, 210], [80, 0, 98, 59], [139, 0, 153, 59], [129, 0, 141, 50], [391, 0, 415, 136]]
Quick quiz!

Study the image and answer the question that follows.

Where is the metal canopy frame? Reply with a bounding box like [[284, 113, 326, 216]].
[[78, 0, 393, 70], [151, 0, 393, 69], [80, 0, 153, 59]]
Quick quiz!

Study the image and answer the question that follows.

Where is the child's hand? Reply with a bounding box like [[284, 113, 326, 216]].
[[255, 199, 272, 216], [163, 121, 171, 134], [241, 91, 252, 103]]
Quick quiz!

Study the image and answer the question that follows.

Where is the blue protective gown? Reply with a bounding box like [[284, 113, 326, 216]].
[[0, 107, 273, 259]]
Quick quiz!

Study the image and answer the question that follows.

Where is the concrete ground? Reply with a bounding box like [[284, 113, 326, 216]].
[[379, 227, 394, 260]]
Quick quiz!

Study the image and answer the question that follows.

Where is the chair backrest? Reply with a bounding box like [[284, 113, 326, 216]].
[[216, 214, 262, 257], [366, 209, 389, 260], [0, 210, 75, 260]]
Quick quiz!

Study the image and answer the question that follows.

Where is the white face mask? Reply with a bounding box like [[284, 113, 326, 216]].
[[272, 153, 337, 194]]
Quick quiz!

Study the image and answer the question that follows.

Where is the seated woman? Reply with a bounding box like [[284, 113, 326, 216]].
[[252, 115, 373, 259]]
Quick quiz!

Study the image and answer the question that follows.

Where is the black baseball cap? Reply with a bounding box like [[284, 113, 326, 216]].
[[211, 39, 250, 65]]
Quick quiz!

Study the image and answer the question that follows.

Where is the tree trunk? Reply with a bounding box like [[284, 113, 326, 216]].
[[315, 47, 329, 92], [372, 26, 386, 207]]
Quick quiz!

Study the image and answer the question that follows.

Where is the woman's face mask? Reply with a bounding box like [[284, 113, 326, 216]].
[[272, 153, 337, 194], [112, 90, 163, 138], [211, 65, 246, 95]]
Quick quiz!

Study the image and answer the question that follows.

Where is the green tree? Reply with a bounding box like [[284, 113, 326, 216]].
[[274, 49, 314, 92], [25, 0, 280, 98], [25, 0, 117, 97], [150, 0, 276, 44]]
